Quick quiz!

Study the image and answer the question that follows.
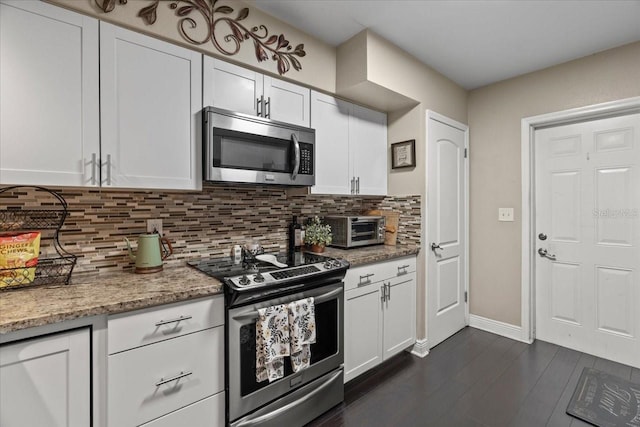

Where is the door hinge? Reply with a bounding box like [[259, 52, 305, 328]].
[[464, 291, 468, 303], [464, 148, 468, 158]]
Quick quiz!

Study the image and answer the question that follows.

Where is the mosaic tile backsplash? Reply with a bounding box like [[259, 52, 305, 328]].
[[0, 184, 420, 278]]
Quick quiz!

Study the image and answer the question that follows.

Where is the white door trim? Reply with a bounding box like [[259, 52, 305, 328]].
[[520, 96, 640, 344], [424, 110, 470, 347]]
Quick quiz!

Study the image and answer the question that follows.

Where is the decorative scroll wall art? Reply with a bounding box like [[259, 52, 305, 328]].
[[96, 0, 306, 75]]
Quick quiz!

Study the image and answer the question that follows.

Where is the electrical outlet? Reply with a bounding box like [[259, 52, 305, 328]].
[[147, 219, 163, 235], [498, 208, 514, 222]]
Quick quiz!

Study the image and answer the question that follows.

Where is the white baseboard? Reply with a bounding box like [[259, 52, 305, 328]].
[[410, 338, 429, 358], [469, 314, 530, 343]]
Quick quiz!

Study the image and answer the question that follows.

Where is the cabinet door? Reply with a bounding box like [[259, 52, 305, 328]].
[[0, 0, 99, 187], [203, 57, 263, 116], [344, 284, 383, 382], [263, 76, 310, 127], [310, 91, 351, 194], [382, 274, 416, 360], [0, 328, 90, 427], [100, 22, 201, 190], [350, 104, 388, 195]]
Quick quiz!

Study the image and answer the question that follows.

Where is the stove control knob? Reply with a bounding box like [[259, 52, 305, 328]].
[[254, 272, 265, 283], [323, 261, 333, 269], [238, 275, 251, 286]]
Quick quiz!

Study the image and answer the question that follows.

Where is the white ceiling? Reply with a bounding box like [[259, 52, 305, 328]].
[[252, 0, 640, 90]]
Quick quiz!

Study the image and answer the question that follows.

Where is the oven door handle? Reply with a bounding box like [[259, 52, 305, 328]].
[[231, 287, 342, 322], [234, 369, 342, 427]]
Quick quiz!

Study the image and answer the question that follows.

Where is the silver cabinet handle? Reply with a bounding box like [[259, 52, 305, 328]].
[[386, 282, 391, 301], [431, 243, 442, 251], [381, 285, 386, 303], [257, 95, 264, 117], [102, 154, 112, 185], [291, 133, 300, 180], [265, 96, 271, 118], [356, 177, 360, 194], [90, 153, 97, 185], [538, 248, 557, 261], [155, 314, 192, 327], [397, 265, 410, 275], [155, 370, 192, 387], [359, 273, 374, 283], [350, 177, 355, 194]]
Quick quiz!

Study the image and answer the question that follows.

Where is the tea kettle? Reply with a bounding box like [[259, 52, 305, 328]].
[[124, 233, 173, 274]]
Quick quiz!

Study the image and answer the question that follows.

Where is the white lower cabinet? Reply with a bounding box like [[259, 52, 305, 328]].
[[107, 296, 225, 427], [139, 393, 224, 427], [344, 256, 416, 382], [0, 328, 91, 427]]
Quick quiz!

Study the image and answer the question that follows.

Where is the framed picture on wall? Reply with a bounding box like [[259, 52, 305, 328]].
[[391, 139, 416, 169]]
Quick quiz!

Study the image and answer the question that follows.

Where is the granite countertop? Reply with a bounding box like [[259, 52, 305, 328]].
[[0, 266, 223, 334], [321, 244, 420, 267], [0, 244, 419, 335]]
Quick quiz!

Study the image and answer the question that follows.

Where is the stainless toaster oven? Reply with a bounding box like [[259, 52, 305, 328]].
[[324, 216, 386, 248]]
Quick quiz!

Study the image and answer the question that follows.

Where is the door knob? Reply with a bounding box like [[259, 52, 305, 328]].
[[538, 248, 556, 261], [538, 233, 548, 241], [431, 243, 442, 251]]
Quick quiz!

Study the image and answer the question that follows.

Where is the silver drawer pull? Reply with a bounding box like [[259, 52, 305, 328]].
[[359, 273, 374, 282], [155, 370, 192, 387], [155, 315, 192, 327], [397, 265, 410, 274]]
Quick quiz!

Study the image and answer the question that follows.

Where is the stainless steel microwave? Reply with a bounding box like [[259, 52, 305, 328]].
[[203, 107, 315, 186], [324, 216, 386, 248]]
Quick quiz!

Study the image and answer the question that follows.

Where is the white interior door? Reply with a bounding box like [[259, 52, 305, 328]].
[[427, 114, 468, 348], [535, 112, 640, 368]]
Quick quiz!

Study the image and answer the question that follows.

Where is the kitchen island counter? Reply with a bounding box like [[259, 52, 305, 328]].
[[0, 266, 222, 334]]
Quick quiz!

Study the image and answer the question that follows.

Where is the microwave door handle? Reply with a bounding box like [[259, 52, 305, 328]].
[[291, 133, 300, 180]]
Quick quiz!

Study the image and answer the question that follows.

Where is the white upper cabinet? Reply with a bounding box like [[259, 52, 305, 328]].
[[350, 105, 388, 196], [203, 58, 263, 117], [0, 0, 99, 187], [100, 23, 202, 190], [203, 57, 310, 127], [263, 76, 311, 127], [311, 91, 388, 195], [310, 91, 351, 194]]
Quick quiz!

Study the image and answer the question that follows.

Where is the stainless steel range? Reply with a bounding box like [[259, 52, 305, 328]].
[[189, 251, 349, 427]]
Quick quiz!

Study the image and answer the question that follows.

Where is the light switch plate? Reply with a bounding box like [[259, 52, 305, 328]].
[[498, 208, 514, 222]]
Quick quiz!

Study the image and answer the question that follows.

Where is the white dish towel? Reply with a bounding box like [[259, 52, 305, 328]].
[[256, 303, 290, 383], [288, 297, 316, 373]]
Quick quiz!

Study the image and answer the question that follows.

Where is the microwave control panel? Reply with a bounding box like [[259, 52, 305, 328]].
[[299, 142, 314, 175]]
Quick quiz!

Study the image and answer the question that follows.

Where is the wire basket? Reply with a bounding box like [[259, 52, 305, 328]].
[[0, 186, 77, 291]]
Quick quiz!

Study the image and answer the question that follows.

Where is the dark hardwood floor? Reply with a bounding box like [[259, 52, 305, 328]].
[[308, 327, 640, 427]]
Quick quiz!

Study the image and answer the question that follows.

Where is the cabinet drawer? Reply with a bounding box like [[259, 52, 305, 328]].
[[108, 296, 223, 354], [108, 326, 224, 427], [345, 256, 417, 291], [139, 392, 224, 427]]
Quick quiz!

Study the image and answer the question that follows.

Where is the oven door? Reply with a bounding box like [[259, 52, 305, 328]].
[[227, 282, 344, 423], [348, 218, 385, 247]]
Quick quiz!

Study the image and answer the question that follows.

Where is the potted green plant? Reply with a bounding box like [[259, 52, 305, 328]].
[[303, 216, 332, 253]]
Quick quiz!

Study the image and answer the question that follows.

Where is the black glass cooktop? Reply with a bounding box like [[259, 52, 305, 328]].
[[187, 251, 333, 280]]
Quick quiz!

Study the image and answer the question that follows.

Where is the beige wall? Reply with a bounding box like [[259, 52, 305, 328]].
[[468, 41, 640, 326], [47, 0, 337, 92]]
